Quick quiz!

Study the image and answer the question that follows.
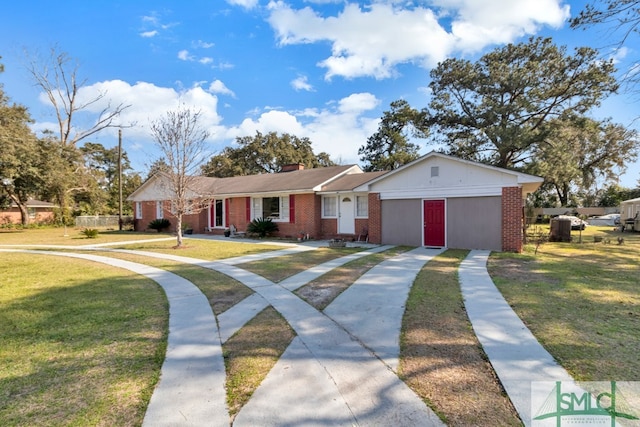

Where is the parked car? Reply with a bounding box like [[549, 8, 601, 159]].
[[587, 213, 620, 226], [557, 215, 588, 230]]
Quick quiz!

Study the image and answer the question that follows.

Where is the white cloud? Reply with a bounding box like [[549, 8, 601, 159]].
[[610, 46, 629, 64], [193, 40, 215, 49], [208, 80, 236, 97], [268, 2, 454, 79], [337, 92, 379, 114], [179, 49, 224, 68], [226, 0, 259, 9], [139, 12, 180, 36], [435, 0, 570, 51], [227, 92, 380, 163], [267, 0, 571, 79], [291, 75, 314, 91], [34, 78, 380, 168], [36, 80, 225, 158], [178, 50, 193, 61], [140, 30, 158, 38]]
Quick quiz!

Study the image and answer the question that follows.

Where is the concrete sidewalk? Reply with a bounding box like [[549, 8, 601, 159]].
[[459, 250, 574, 427], [212, 257, 445, 426], [2, 243, 580, 426], [0, 249, 229, 426], [324, 247, 444, 371]]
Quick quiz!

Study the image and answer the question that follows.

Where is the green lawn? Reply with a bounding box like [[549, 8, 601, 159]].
[[2, 225, 639, 426], [489, 225, 640, 381], [238, 247, 363, 282], [0, 253, 167, 426], [108, 239, 286, 261], [0, 227, 174, 246]]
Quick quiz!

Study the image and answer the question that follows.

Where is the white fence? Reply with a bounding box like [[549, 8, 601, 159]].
[[75, 215, 133, 228]]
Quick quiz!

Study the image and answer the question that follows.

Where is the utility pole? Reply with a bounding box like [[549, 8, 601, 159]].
[[118, 129, 123, 231]]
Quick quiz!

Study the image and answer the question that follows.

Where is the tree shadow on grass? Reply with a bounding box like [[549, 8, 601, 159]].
[[0, 271, 168, 426]]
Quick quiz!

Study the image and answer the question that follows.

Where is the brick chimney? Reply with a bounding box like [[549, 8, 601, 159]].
[[280, 163, 305, 172]]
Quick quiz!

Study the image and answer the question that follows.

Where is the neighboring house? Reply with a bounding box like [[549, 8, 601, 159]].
[[0, 199, 56, 225], [127, 152, 543, 252], [620, 197, 640, 220]]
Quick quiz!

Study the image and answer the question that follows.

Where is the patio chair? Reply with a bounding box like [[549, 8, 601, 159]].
[[357, 226, 369, 243]]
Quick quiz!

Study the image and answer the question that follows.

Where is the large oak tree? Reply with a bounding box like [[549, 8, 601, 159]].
[[530, 114, 639, 206], [0, 72, 45, 225], [202, 131, 334, 177], [428, 37, 618, 169]]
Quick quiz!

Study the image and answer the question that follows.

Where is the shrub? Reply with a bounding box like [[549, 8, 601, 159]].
[[246, 217, 278, 238], [81, 228, 99, 239], [148, 218, 171, 232]]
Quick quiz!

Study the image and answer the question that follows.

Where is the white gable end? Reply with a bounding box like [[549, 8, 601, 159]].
[[126, 174, 205, 202], [369, 156, 521, 200]]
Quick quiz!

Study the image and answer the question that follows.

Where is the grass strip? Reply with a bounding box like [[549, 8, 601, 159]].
[[239, 247, 362, 282], [489, 239, 640, 381], [296, 246, 411, 310], [92, 252, 253, 315], [108, 239, 285, 261], [400, 249, 521, 426], [0, 228, 173, 246], [0, 253, 167, 426], [222, 307, 295, 420]]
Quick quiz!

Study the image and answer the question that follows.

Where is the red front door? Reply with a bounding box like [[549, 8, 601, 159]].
[[423, 200, 445, 247]]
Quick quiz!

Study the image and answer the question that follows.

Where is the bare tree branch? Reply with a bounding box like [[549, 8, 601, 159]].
[[150, 105, 212, 247], [25, 46, 133, 147]]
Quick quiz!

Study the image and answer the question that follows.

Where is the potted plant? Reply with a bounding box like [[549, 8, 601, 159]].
[[224, 228, 231, 237], [329, 238, 347, 248], [182, 223, 193, 235]]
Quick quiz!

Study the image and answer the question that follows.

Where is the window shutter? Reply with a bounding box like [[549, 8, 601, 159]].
[[225, 199, 230, 227], [289, 195, 295, 223], [246, 197, 251, 222]]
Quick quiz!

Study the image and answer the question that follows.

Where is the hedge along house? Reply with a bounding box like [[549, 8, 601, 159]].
[[127, 164, 386, 240], [127, 153, 543, 252], [353, 152, 543, 252]]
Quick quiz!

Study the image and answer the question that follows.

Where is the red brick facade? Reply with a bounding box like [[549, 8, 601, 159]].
[[501, 186, 523, 252], [367, 192, 382, 244], [133, 185, 528, 252], [133, 193, 370, 241], [0, 207, 55, 225]]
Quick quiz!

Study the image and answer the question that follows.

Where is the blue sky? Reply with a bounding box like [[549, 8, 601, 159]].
[[1, 0, 639, 188]]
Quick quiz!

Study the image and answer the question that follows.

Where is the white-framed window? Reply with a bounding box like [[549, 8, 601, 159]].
[[356, 195, 368, 217], [213, 199, 225, 228], [322, 196, 337, 218], [251, 196, 289, 222], [135, 202, 142, 219], [156, 201, 164, 219], [170, 200, 195, 215]]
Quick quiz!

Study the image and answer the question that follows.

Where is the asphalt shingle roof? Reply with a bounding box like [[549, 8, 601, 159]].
[[320, 170, 388, 192], [203, 165, 359, 195]]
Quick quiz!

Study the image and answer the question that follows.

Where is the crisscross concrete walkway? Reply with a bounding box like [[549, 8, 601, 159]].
[[1, 241, 578, 426]]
